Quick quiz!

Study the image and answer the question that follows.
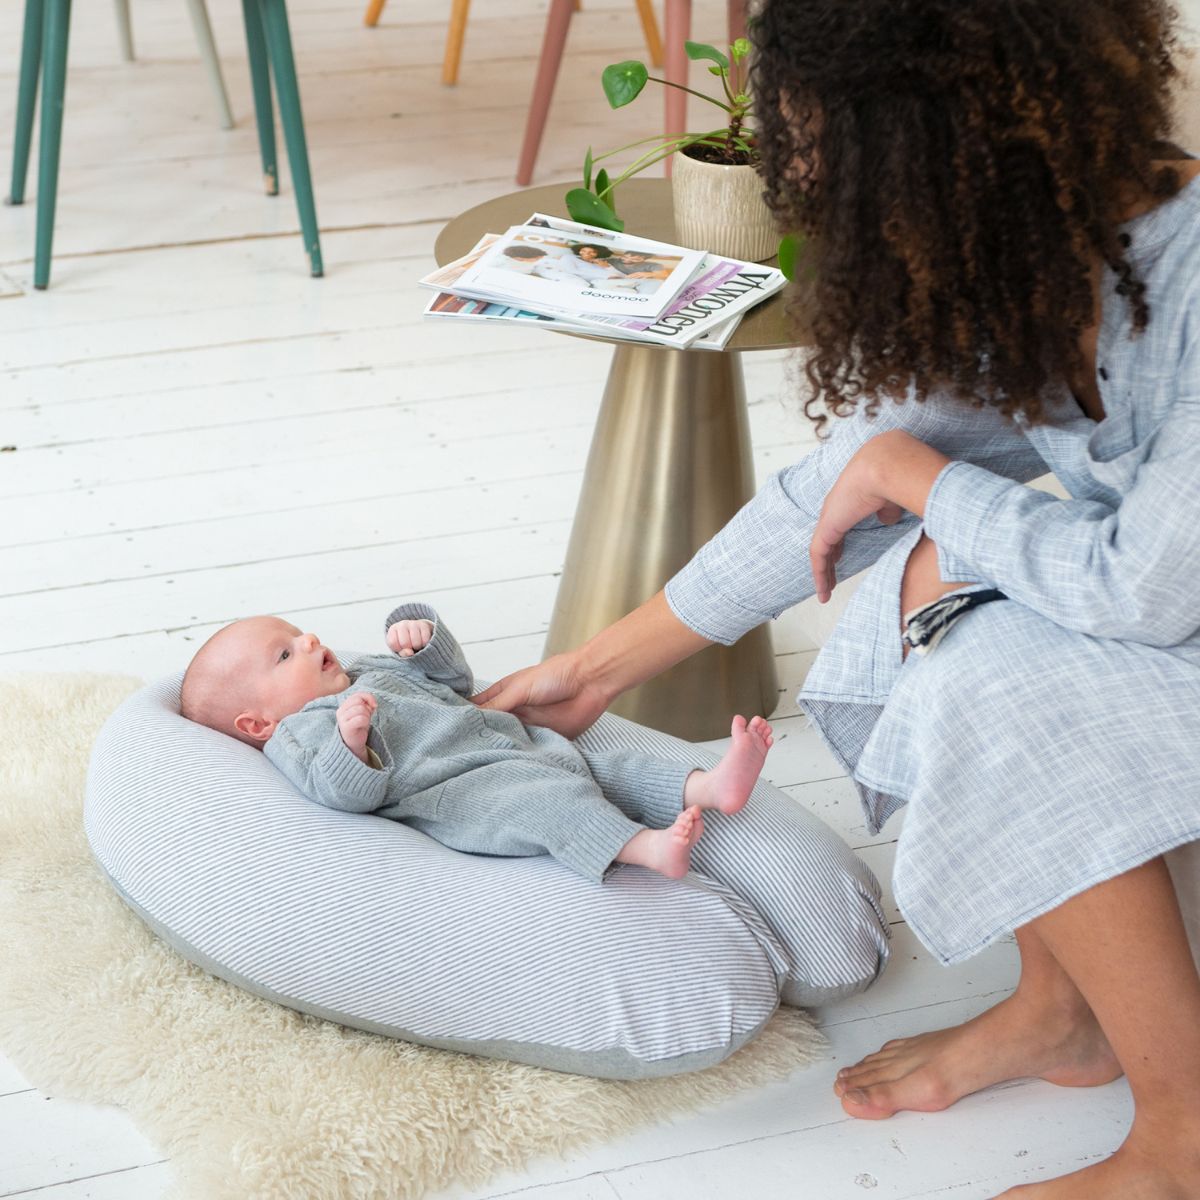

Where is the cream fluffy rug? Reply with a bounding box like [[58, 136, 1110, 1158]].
[[0, 674, 826, 1200]]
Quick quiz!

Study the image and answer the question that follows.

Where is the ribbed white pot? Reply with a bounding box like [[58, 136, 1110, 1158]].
[[671, 150, 777, 263]]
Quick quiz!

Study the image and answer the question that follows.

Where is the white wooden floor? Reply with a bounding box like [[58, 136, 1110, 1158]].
[[7, 0, 1199, 1196]]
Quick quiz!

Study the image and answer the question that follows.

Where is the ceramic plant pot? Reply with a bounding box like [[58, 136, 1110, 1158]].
[[670, 149, 777, 263]]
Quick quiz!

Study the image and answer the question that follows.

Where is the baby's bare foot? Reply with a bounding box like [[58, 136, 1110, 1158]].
[[616, 806, 704, 879], [833, 992, 1122, 1120], [684, 715, 774, 816]]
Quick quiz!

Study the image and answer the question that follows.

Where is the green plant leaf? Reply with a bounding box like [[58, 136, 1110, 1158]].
[[685, 41, 729, 70], [777, 233, 804, 281], [564, 187, 625, 231], [595, 168, 612, 202], [708, 65, 722, 75], [602, 61, 649, 109], [582, 147, 593, 191], [730, 37, 751, 62]]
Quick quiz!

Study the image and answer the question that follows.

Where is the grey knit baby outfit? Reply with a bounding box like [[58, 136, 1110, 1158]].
[[264, 602, 693, 881]]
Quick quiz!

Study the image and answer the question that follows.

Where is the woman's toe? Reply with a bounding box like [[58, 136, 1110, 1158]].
[[840, 1083, 901, 1120]]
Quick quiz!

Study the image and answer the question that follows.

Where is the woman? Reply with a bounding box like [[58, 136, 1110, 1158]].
[[476, 2, 1200, 1195]]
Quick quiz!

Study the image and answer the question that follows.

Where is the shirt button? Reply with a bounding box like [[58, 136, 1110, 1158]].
[[1098, 366, 1109, 380]]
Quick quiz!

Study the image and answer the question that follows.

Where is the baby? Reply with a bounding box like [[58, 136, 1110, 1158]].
[[180, 602, 774, 882]]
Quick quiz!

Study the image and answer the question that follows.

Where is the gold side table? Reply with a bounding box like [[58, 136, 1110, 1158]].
[[435, 180, 810, 741]]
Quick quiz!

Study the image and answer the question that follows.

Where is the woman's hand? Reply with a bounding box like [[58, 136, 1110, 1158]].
[[811, 430, 951, 603], [472, 652, 611, 739]]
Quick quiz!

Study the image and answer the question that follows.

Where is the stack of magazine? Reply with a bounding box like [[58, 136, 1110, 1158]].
[[419, 213, 787, 351]]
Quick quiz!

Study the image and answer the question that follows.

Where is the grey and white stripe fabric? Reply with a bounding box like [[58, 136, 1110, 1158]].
[[85, 675, 888, 1079], [667, 170, 1200, 967]]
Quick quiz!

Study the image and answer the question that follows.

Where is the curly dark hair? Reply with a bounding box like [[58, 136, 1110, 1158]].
[[751, 0, 1184, 433]]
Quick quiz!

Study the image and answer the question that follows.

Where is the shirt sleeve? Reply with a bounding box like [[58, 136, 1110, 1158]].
[[264, 709, 390, 813], [383, 601, 475, 696], [923, 401, 1200, 646], [665, 389, 1051, 645]]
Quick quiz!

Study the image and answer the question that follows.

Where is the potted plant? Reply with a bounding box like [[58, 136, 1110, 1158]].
[[566, 38, 779, 263]]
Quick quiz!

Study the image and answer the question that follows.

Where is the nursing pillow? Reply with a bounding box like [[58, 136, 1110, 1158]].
[[84, 674, 889, 1079]]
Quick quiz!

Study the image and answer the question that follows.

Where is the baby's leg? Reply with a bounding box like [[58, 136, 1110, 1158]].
[[614, 806, 704, 880], [578, 748, 694, 828], [402, 763, 643, 883], [682, 715, 774, 816]]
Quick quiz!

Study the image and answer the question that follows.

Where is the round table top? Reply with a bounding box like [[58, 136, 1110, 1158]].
[[434, 179, 813, 353]]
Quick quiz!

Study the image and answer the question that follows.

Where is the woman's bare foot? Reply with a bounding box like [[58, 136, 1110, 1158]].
[[834, 990, 1122, 1120], [994, 1112, 1200, 1198], [683, 715, 774, 816], [615, 806, 705, 879]]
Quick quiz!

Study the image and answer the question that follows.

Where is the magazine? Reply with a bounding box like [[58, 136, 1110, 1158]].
[[420, 219, 784, 350], [423, 287, 738, 350], [451, 224, 706, 318]]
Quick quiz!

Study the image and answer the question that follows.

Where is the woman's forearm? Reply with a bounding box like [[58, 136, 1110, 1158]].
[[869, 431, 951, 518], [575, 589, 714, 705]]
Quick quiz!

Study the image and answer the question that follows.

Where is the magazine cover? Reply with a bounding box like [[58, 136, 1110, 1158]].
[[523, 214, 785, 344], [452, 224, 706, 317]]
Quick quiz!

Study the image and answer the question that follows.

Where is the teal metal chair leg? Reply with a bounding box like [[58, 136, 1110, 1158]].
[[258, 0, 323, 276], [8, 0, 44, 206], [113, 0, 135, 61], [35, 0, 72, 290], [242, 0, 278, 195]]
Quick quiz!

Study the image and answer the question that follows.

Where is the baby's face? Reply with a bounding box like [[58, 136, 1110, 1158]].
[[227, 616, 351, 725]]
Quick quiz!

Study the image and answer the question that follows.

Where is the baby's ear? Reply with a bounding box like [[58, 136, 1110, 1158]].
[[234, 712, 276, 743]]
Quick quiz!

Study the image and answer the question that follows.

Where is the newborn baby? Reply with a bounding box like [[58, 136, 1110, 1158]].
[[180, 602, 774, 882]]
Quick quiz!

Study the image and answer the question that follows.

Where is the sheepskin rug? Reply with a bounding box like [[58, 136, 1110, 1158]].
[[0, 674, 826, 1200]]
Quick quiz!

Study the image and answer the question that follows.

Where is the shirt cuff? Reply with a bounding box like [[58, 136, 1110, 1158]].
[[923, 460, 1014, 584], [664, 566, 768, 646]]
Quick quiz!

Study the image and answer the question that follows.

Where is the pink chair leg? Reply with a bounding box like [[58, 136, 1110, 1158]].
[[727, 0, 746, 44], [516, 0, 574, 186], [663, 0, 690, 176]]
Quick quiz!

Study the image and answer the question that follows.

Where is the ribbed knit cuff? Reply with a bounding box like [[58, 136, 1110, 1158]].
[[628, 758, 692, 828], [556, 804, 646, 884], [314, 731, 388, 810], [384, 600, 472, 687]]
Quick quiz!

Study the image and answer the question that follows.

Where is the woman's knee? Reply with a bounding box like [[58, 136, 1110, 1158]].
[[899, 533, 976, 658]]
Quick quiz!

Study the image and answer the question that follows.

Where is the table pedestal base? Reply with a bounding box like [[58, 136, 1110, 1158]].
[[544, 343, 779, 743]]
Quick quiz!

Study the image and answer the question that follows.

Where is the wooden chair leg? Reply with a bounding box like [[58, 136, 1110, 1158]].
[[727, 0, 746, 44], [185, 0, 235, 130], [34, 0, 72, 289], [8, 0, 44, 206], [258, 0, 323, 276], [114, 0, 134, 60], [635, 0, 662, 68], [516, 0, 573, 186], [243, 0, 277, 194], [663, 0, 690, 175], [441, 0, 470, 86], [362, 0, 385, 28]]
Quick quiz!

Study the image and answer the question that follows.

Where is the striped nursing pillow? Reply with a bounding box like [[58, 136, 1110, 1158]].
[[84, 674, 889, 1078]]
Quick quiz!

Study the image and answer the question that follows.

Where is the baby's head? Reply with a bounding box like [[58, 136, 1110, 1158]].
[[181, 616, 350, 748]]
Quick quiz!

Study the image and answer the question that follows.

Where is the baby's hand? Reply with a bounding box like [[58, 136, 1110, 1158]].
[[336, 692, 377, 763], [386, 618, 434, 658]]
